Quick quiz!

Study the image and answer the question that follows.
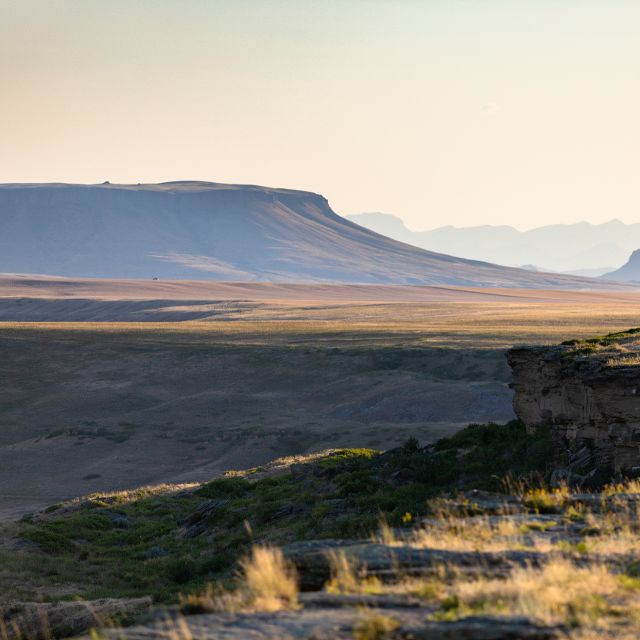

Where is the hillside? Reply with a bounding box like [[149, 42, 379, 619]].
[[5, 422, 640, 640], [0, 182, 625, 288], [348, 212, 637, 274], [603, 249, 640, 282]]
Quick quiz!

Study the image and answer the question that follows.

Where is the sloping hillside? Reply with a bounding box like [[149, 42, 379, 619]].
[[0, 182, 624, 287], [603, 249, 640, 282]]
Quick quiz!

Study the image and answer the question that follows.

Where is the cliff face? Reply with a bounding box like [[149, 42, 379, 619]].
[[508, 340, 640, 475]]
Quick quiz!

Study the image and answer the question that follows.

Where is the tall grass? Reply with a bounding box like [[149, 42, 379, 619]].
[[439, 559, 633, 628], [180, 545, 298, 614], [240, 546, 298, 612]]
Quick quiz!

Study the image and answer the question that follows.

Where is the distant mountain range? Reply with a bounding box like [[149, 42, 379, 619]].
[[0, 182, 631, 289], [347, 212, 640, 275]]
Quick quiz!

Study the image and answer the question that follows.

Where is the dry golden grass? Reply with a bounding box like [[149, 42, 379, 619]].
[[181, 546, 298, 614], [309, 507, 640, 630], [376, 516, 562, 555], [325, 550, 383, 595], [362, 486, 640, 632], [223, 449, 357, 481], [39, 483, 201, 518], [604, 479, 640, 495], [606, 354, 640, 366], [241, 546, 299, 612], [440, 559, 638, 627], [3, 298, 640, 348], [143, 483, 640, 638], [522, 485, 572, 513], [352, 611, 401, 640]]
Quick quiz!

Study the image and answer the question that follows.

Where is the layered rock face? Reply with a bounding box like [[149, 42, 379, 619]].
[[508, 344, 640, 475]]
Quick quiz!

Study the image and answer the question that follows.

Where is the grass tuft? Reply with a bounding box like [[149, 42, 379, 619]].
[[353, 612, 401, 640], [241, 546, 299, 612], [180, 545, 298, 614]]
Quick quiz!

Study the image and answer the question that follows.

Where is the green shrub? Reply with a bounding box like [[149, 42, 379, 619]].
[[196, 477, 253, 499], [22, 528, 77, 554], [165, 557, 199, 584]]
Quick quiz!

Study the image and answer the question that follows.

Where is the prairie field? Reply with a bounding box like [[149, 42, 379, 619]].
[[3, 298, 640, 347], [2, 279, 640, 518], [3, 285, 640, 638]]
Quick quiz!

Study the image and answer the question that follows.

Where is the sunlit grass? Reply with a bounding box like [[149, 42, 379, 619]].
[[180, 546, 298, 613], [3, 300, 640, 348], [436, 559, 636, 628]]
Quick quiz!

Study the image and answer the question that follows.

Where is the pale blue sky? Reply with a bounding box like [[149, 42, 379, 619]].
[[2, 1, 640, 229]]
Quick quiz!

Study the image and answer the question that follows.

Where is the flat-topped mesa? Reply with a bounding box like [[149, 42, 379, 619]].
[[507, 329, 640, 476]]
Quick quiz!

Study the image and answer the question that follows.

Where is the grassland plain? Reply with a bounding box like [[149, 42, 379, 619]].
[[3, 294, 640, 518], [4, 298, 640, 637]]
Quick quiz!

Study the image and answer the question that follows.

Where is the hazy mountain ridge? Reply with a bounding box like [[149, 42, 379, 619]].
[[348, 212, 638, 273], [0, 182, 628, 288]]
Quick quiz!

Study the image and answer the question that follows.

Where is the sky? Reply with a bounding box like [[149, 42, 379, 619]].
[[2, 0, 640, 230]]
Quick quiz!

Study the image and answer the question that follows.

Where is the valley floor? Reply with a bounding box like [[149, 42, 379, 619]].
[[2, 277, 640, 517]]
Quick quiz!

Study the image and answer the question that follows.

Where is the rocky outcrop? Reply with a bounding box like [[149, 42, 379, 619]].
[[74, 609, 565, 640], [284, 540, 545, 591], [508, 344, 640, 475], [0, 597, 152, 640]]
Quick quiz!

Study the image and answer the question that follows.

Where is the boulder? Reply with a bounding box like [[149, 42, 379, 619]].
[[283, 540, 544, 591], [0, 597, 152, 640], [73, 608, 565, 640]]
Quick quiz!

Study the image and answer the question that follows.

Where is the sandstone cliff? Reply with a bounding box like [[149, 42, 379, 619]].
[[508, 329, 640, 477]]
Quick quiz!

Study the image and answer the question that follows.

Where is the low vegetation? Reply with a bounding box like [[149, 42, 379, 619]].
[[164, 479, 640, 638], [5, 302, 640, 350], [180, 545, 298, 614], [5, 420, 549, 603], [562, 327, 640, 364], [314, 488, 640, 636], [5, 420, 640, 638]]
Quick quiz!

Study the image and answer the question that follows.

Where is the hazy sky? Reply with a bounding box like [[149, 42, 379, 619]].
[[2, 1, 640, 230]]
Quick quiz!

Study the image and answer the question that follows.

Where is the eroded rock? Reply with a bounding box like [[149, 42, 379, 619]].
[[74, 608, 565, 640], [0, 597, 152, 640], [508, 341, 640, 475], [284, 540, 544, 591]]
